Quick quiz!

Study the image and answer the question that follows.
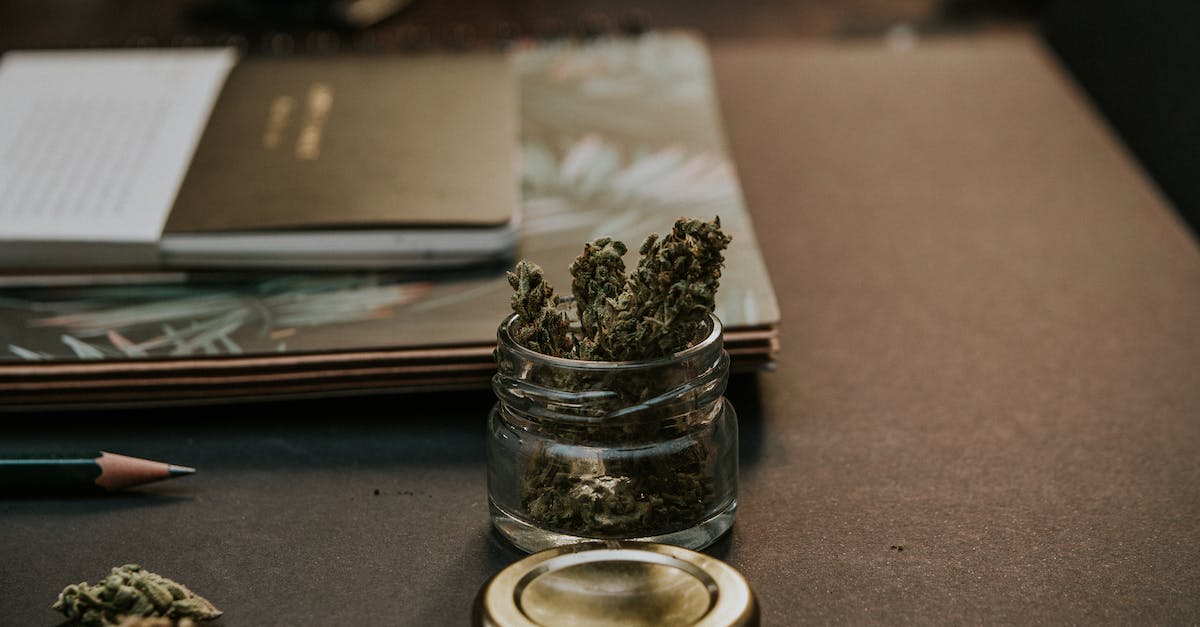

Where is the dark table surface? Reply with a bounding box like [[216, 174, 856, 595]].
[[2, 5, 1199, 625]]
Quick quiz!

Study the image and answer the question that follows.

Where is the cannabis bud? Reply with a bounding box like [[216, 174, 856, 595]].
[[114, 617, 197, 627], [508, 216, 731, 360], [507, 259, 575, 358], [52, 564, 221, 627]]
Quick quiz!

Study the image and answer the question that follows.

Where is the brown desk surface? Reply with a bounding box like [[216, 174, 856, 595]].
[[2, 32, 1199, 625]]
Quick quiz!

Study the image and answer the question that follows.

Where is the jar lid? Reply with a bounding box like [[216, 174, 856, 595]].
[[473, 541, 759, 626]]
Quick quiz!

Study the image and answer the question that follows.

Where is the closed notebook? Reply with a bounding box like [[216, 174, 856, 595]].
[[163, 51, 521, 269], [0, 48, 520, 270]]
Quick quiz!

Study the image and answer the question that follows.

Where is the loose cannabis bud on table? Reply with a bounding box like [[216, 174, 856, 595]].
[[114, 617, 197, 627], [503, 216, 732, 539], [52, 564, 221, 627]]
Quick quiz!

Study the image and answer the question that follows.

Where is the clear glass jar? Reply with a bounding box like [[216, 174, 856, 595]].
[[487, 312, 738, 553]]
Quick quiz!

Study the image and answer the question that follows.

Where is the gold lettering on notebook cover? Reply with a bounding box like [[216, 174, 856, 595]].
[[296, 82, 333, 160], [262, 95, 295, 149]]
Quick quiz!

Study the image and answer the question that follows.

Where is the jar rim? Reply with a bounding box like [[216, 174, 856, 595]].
[[497, 312, 724, 370]]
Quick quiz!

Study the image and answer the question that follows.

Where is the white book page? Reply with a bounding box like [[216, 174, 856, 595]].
[[0, 48, 237, 242]]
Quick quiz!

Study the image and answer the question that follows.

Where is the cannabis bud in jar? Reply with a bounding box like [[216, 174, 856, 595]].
[[487, 216, 739, 552]]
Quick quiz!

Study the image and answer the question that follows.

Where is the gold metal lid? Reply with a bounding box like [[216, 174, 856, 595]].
[[473, 541, 759, 627]]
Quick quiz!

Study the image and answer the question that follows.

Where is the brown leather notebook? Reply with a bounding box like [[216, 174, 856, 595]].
[[162, 51, 520, 269]]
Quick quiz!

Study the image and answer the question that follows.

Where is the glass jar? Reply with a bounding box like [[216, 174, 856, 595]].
[[487, 312, 738, 553]]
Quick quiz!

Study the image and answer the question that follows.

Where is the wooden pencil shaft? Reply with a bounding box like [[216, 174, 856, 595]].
[[0, 457, 103, 493], [0, 451, 190, 494]]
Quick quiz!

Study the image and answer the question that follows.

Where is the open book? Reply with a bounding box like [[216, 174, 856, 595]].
[[0, 48, 520, 270]]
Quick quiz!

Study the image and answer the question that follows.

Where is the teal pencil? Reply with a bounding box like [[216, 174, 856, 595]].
[[0, 451, 194, 494]]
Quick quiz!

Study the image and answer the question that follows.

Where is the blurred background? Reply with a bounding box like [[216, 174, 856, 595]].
[[0, 0, 1195, 238], [0, 1, 1049, 47]]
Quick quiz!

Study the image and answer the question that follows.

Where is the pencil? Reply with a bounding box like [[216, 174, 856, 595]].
[[0, 451, 195, 494]]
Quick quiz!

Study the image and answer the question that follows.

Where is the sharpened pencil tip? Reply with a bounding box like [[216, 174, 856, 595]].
[[168, 465, 196, 477]]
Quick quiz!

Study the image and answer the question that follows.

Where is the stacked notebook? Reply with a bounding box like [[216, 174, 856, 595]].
[[0, 31, 781, 409]]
